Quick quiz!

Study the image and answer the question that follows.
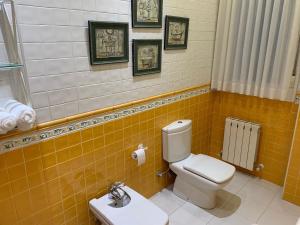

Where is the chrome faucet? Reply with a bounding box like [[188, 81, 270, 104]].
[[109, 182, 125, 201], [108, 182, 131, 208]]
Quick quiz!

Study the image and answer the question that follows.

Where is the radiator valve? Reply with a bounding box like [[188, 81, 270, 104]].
[[255, 163, 264, 171]]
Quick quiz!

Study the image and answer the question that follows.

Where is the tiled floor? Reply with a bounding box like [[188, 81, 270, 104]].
[[150, 172, 300, 225]]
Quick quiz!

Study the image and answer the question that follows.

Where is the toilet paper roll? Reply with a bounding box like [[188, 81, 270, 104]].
[[131, 148, 146, 166]]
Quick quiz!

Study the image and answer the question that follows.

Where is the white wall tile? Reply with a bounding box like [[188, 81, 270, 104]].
[[50, 102, 79, 120], [72, 42, 88, 57], [48, 88, 78, 105], [35, 107, 51, 123], [81, 0, 96, 11], [1, 0, 218, 123], [0, 75, 13, 101], [42, 43, 73, 59], [20, 25, 42, 43], [31, 92, 49, 108], [26, 60, 46, 77]]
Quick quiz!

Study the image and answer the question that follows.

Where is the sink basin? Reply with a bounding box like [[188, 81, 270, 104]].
[[108, 191, 131, 208], [89, 186, 169, 225]]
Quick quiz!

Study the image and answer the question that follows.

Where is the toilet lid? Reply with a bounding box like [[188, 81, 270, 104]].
[[183, 154, 235, 184], [89, 186, 168, 225]]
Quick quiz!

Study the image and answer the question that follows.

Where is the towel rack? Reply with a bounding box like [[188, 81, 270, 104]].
[[0, 0, 32, 106]]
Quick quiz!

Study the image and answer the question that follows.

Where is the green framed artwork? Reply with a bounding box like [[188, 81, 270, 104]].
[[88, 21, 129, 65], [131, 0, 163, 28], [133, 39, 162, 76], [164, 16, 189, 50]]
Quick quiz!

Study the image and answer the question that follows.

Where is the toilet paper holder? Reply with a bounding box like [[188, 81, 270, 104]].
[[137, 144, 148, 151], [131, 144, 148, 160]]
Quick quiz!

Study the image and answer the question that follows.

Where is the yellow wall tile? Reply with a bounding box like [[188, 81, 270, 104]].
[[11, 177, 29, 194], [283, 106, 300, 206], [42, 153, 57, 169], [1, 90, 299, 224], [81, 128, 93, 142], [13, 191, 33, 219], [23, 145, 41, 161], [26, 158, 43, 175], [4, 150, 24, 167], [40, 140, 55, 155], [30, 185, 48, 211], [92, 125, 104, 138], [68, 132, 82, 146], [8, 164, 26, 181], [0, 183, 12, 201], [0, 199, 18, 224], [0, 169, 9, 184], [210, 92, 297, 186], [27, 172, 45, 188]]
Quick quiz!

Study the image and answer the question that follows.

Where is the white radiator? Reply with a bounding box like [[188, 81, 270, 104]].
[[222, 118, 261, 171]]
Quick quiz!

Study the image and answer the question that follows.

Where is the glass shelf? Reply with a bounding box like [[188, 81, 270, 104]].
[[0, 63, 23, 70]]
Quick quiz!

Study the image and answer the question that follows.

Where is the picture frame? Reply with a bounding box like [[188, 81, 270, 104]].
[[133, 39, 162, 76], [164, 16, 189, 50], [131, 0, 163, 28], [88, 21, 129, 65]]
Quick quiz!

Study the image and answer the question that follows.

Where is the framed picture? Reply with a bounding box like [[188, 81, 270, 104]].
[[88, 21, 129, 65], [133, 39, 162, 76], [164, 16, 189, 50], [132, 0, 163, 28]]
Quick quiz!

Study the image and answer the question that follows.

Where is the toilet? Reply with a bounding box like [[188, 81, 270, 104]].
[[162, 120, 236, 209], [89, 185, 169, 225]]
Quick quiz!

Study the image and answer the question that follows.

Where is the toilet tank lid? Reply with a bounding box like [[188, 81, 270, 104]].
[[162, 120, 192, 134]]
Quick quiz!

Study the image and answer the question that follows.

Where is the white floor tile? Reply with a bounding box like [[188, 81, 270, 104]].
[[257, 191, 300, 225], [150, 188, 186, 215], [208, 173, 254, 219], [258, 207, 299, 225], [169, 202, 214, 225], [216, 189, 238, 208], [251, 178, 281, 193], [207, 194, 242, 219], [233, 198, 269, 222], [151, 172, 300, 225], [224, 171, 253, 194], [230, 176, 280, 221], [208, 213, 256, 225], [268, 190, 300, 217]]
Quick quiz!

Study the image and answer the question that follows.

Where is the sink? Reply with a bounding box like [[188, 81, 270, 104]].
[[108, 191, 131, 208], [89, 185, 169, 225]]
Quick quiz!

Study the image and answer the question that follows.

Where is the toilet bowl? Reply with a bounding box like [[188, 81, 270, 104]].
[[89, 186, 169, 225], [163, 120, 235, 209]]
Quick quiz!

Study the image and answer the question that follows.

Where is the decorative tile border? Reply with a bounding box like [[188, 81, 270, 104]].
[[0, 87, 210, 154]]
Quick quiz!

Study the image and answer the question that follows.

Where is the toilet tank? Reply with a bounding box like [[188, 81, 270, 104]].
[[162, 120, 192, 162]]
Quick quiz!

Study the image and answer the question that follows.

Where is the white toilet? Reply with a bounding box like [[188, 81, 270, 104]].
[[89, 186, 169, 225], [162, 120, 236, 209]]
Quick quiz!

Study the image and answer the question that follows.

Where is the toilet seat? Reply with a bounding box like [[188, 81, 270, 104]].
[[89, 186, 168, 225], [183, 154, 235, 184], [170, 154, 235, 188]]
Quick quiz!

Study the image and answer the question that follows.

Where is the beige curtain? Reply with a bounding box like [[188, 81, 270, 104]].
[[212, 0, 300, 102]]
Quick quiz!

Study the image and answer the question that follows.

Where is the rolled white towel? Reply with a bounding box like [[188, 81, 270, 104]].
[[0, 107, 17, 134], [1, 100, 36, 131]]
